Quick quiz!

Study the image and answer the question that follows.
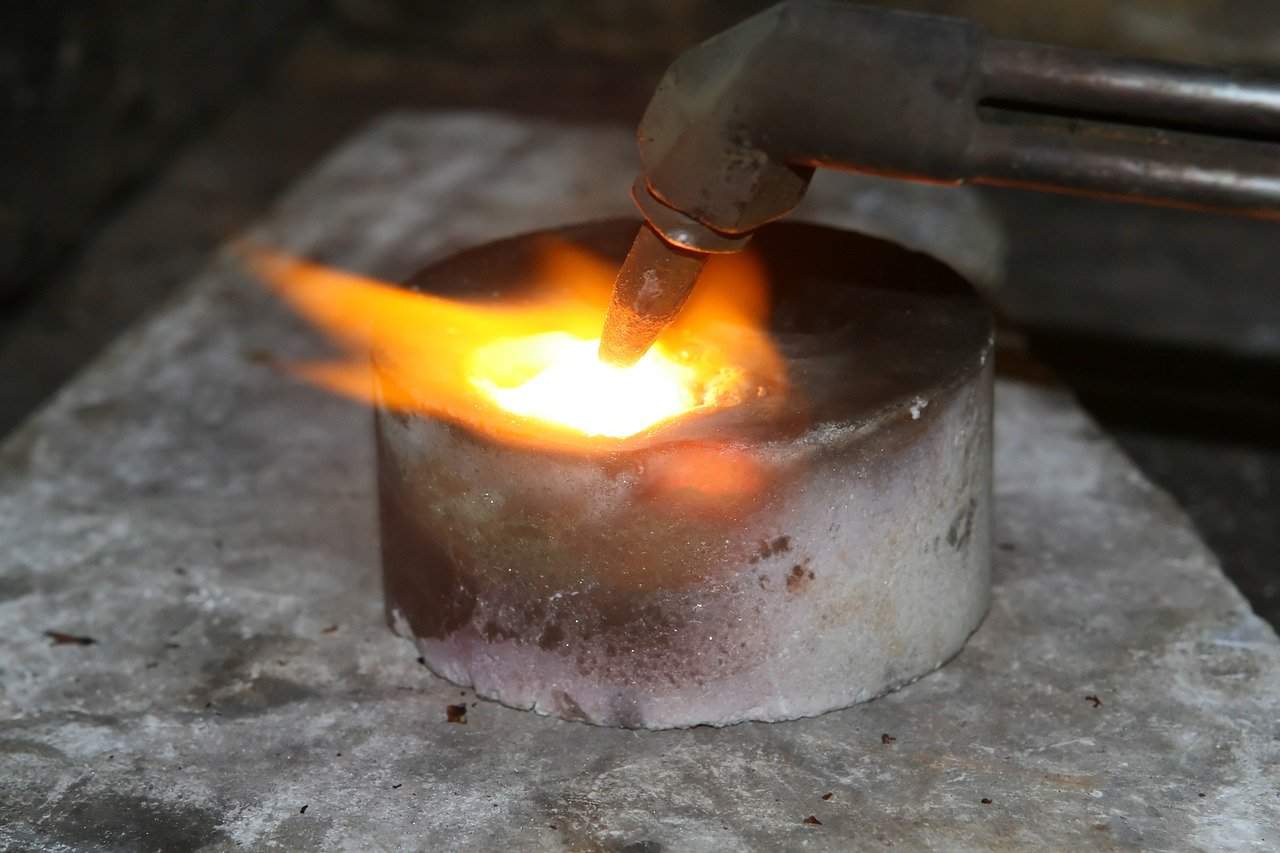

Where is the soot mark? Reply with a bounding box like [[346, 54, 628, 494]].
[[552, 690, 591, 723], [0, 570, 34, 603], [749, 535, 792, 564], [38, 784, 229, 852], [946, 499, 977, 550], [378, 429, 477, 640], [619, 842, 663, 853], [785, 561, 815, 594], [482, 620, 519, 643], [537, 622, 565, 650]]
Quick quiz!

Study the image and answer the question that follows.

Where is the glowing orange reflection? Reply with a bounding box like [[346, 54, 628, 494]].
[[244, 235, 783, 452], [469, 334, 697, 438], [644, 445, 766, 507]]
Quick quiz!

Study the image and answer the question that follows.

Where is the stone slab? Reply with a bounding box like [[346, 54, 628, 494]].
[[1, 113, 1277, 852]]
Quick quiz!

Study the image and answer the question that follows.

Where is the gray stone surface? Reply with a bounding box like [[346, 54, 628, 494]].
[[1, 113, 1278, 851]]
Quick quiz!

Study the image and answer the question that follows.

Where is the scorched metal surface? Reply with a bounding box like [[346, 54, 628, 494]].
[[375, 219, 993, 728]]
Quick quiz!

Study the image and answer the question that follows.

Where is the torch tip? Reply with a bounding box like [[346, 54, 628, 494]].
[[597, 324, 646, 367], [598, 225, 709, 367]]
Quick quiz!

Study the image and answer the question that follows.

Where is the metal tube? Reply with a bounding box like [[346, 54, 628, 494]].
[[970, 119, 1280, 217], [979, 39, 1280, 139]]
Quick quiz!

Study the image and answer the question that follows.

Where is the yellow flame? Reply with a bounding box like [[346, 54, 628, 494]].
[[243, 235, 783, 453], [469, 334, 697, 438]]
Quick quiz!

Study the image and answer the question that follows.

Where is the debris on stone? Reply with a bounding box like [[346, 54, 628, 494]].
[[821, 792, 833, 801], [300, 805, 308, 814], [881, 733, 896, 744], [321, 624, 339, 634], [44, 630, 96, 646], [803, 815, 823, 825], [1085, 694, 1103, 708], [981, 798, 992, 805], [446, 703, 467, 724]]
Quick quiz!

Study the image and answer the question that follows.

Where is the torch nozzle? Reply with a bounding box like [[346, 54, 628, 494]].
[[598, 224, 709, 367]]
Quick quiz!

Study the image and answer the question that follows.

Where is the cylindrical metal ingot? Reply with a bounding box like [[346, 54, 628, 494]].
[[377, 220, 993, 729]]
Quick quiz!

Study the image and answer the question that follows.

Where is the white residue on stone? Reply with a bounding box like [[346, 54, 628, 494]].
[[910, 396, 929, 420], [390, 607, 413, 637]]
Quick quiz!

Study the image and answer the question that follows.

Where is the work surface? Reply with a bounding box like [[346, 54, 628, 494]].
[[2, 114, 1277, 852]]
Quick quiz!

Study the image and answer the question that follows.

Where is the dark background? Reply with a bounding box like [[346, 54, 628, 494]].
[[3, 1, 1278, 625]]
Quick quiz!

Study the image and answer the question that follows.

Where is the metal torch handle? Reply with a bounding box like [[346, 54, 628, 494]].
[[979, 40, 1280, 137], [971, 38, 1280, 216]]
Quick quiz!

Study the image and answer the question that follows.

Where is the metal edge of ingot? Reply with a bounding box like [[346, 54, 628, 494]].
[[376, 219, 993, 729]]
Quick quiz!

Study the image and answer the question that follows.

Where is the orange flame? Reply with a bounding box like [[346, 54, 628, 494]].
[[244, 236, 784, 453]]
